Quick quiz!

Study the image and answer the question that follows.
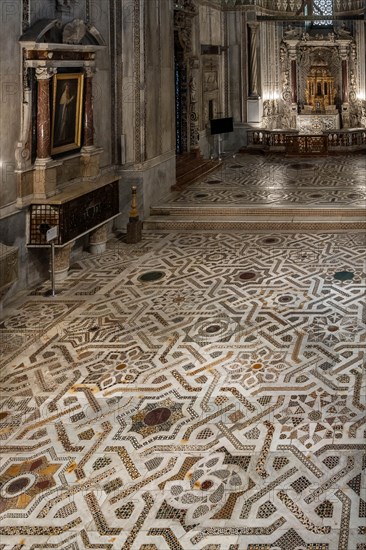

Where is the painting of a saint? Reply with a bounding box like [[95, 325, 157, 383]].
[[51, 73, 84, 155]]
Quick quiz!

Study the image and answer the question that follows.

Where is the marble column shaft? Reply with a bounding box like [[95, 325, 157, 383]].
[[248, 24, 259, 97], [36, 70, 52, 160], [83, 73, 94, 147], [342, 59, 349, 103], [291, 59, 297, 103]]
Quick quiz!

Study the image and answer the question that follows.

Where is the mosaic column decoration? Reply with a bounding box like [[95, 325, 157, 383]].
[[35, 67, 54, 163], [83, 66, 95, 150], [189, 57, 200, 156], [248, 23, 259, 97]]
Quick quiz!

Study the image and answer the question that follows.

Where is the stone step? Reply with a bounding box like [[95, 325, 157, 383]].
[[149, 205, 366, 218], [144, 215, 366, 232], [174, 159, 221, 189]]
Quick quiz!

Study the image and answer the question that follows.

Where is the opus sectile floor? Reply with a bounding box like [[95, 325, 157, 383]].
[[165, 154, 366, 207], [1, 230, 366, 550]]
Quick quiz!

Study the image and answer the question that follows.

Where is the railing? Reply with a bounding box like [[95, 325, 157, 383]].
[[225, 0, 364, 15], [247, 128, 366, 153], [324, 128, 366, 149], [286, 135, 328, 155], [247, 129, 299, 148]]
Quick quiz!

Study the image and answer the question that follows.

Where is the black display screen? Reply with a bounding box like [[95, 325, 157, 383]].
[[210, 117, 234, 135]]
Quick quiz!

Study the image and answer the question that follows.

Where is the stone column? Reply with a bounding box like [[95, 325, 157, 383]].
[[53, 242, 74, 282], [247, 23, 262, 124], [89, 223, 108, 255], [342, 59, 349, 103], [340, 45, 350, 128], [291, 59, 297, 104], [248, 23, 259, 97], [35, 67, 55, 163], [83, 66, 95, 150]]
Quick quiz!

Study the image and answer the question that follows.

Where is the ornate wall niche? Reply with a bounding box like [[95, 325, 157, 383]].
[[17, 18, 106, 203]]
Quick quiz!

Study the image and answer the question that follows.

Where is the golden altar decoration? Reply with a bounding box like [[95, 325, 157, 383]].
[[304, 63, 337, 113]]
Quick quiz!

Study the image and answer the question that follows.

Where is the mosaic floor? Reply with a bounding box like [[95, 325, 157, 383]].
[[1, 226, 365, 549], [166, 154, 366, 208]]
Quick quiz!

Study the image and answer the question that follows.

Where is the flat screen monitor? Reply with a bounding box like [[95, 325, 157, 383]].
[[210, 117, 233, 135]]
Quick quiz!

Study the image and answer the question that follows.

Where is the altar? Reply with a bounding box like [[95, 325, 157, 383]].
[[297, 114, 340, 134]]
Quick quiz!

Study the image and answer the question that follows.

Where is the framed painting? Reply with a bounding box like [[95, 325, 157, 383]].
[[51, 73, 84, 155]]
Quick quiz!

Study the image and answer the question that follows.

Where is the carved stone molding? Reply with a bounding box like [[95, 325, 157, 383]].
[[174, 0, 198, 58], [35, 67, 56, 81], [56, 0, 76, 13]]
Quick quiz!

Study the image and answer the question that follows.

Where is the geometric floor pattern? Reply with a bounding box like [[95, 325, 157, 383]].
[[0, 232, 366, 550], [1, 227, 365, 549], [167, 153, 366, 206]]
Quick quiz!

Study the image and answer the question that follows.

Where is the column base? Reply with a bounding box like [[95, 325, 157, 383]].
[[126, 220, 143, 244], [52, 242, 74, 283], [89, 242, 107, 255], [89, 223, 108, 255], [247, 97, 263, 124]]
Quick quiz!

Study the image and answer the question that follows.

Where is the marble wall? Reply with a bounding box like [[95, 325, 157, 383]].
[[0, 0, 21, 209]]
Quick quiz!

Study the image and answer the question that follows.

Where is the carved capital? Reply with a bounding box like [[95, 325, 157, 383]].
[[84, 65, 96, 79], [35, 67, 56, 80]]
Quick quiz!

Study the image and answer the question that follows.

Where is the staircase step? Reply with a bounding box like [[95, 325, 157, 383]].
[[149, 205, 366, 218], [174, 158, 221, 189], [144, 215, 366, 232]]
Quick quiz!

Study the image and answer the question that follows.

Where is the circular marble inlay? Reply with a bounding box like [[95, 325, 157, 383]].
[[205, 325, 221, 334], [347, 193, 363, 199], [201, 480, 213, 491], [139, 271, 165, 283], [1, 474, 36, 499], [7, 478, 30, 494], [310, 193, 322, 198], [235, 194, 244, 198], [251, 363, 263, 370], [239, 272, 256, 280], [278, 295, 293, 303], [262, 237, 278, 244], [333, 271, 354, 282], [195, 194, 208, 198], [116, 363, 127, 371], [144, 407, 171, 427], [0, 411, 9, 420], [327, 325, 339, 332], [289, 163, 315, 170]]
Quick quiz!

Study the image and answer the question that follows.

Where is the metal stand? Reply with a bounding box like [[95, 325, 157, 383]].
[[43, 225, 59, 297], [218, 134, 223, 160], [50, 241, 56, 297]]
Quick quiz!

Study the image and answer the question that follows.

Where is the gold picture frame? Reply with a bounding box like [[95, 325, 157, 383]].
[[51, 73, 84, 155]]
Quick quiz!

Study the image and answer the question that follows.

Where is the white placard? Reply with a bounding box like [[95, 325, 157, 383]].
[[46, 226, 59, 243]]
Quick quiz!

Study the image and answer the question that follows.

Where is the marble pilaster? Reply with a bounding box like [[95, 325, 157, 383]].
[[35, 67, 54, 163], [83, 66, 95, 150]]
